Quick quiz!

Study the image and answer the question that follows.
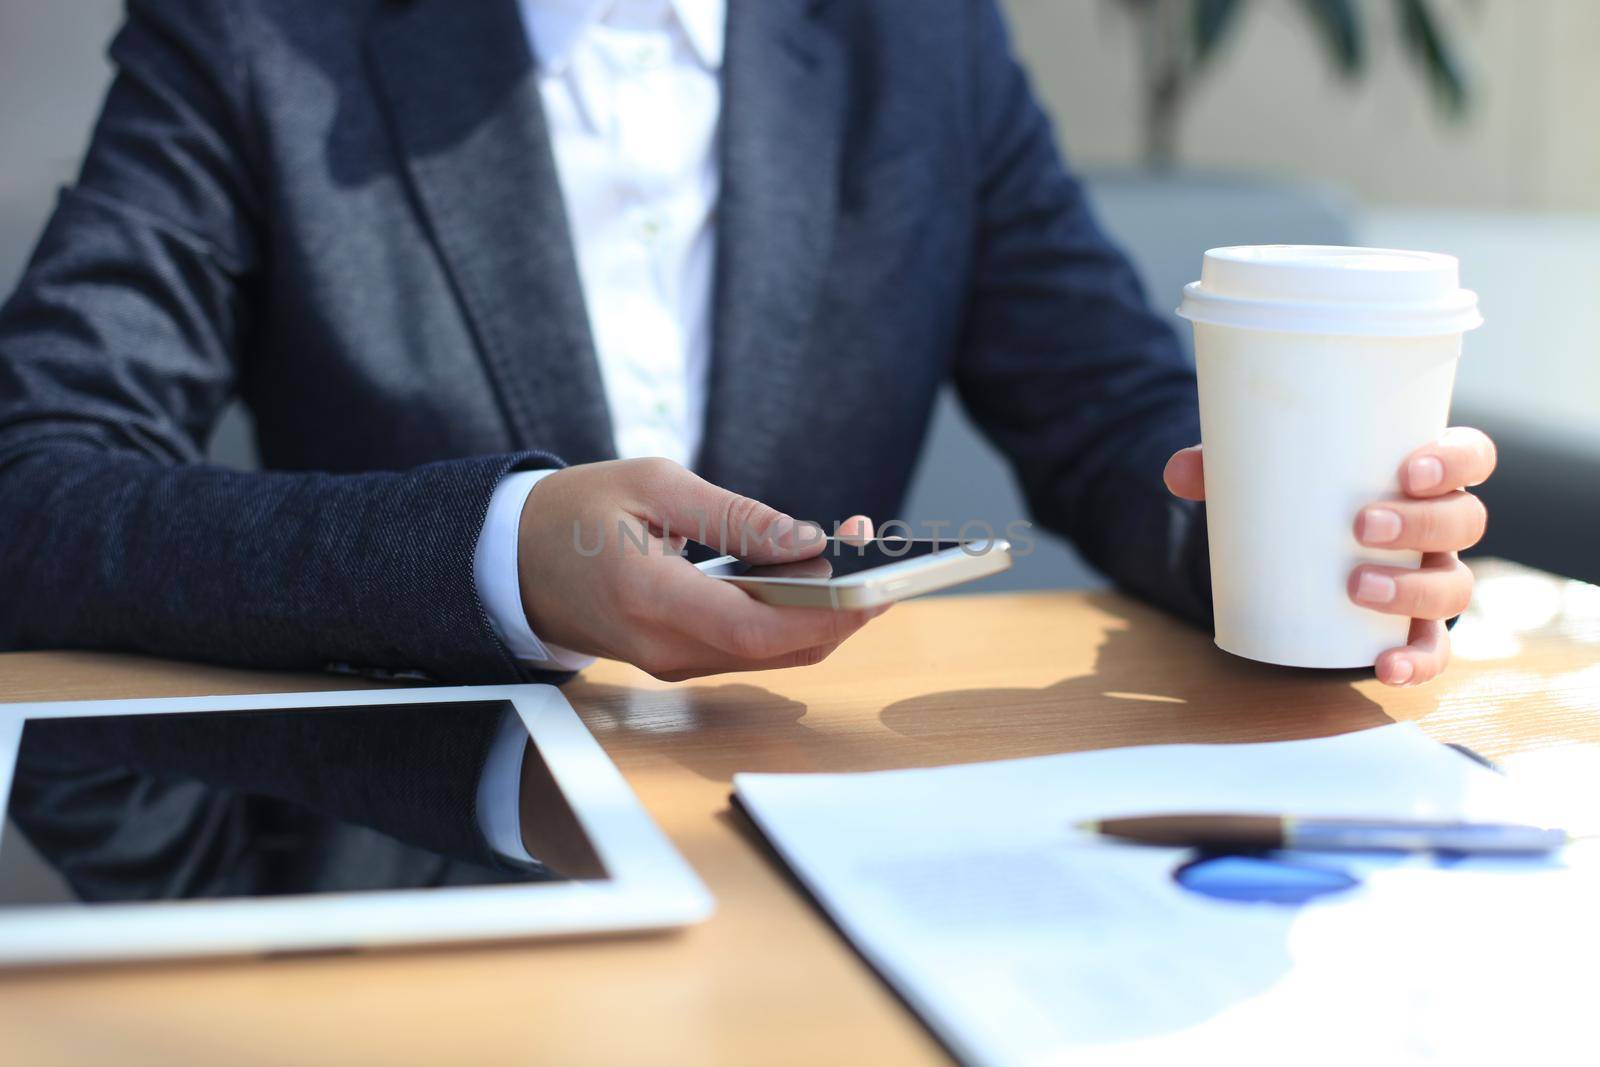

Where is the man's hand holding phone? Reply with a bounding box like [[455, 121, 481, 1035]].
[[515, 458, 882, 681]]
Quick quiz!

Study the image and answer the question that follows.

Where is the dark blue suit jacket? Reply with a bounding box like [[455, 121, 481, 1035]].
[[0, 0, 1207, 879]]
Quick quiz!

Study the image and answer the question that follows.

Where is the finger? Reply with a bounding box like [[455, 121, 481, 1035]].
[[836, 514, 875, 544], [757, 556, 834, 580], [705, 601, 879, 663], [649, 558, 880, 661], [647, 601, 889, 680], [1354, 491, 1488, 553], [1163, 445, 1205, 501], [654, 641, 847, 682], [1401, 427, 1497, 498], [1348, 552, 1472, 620], [1374, 618, 1450, 687], [699, 603, 891, 676], [627, 458, 824, 563]]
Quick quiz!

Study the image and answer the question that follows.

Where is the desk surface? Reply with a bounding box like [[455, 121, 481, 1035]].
[[2, 559, 1598, 1066]]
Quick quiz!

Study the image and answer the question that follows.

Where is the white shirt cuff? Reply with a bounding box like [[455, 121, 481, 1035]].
[[473, 468, 597, 672], [476, 706, 536, 863]]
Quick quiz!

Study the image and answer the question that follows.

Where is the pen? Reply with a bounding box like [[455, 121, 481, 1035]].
[[1075, 813, 1572, 855]]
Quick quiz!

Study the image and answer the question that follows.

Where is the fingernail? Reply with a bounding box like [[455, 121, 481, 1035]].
[[1356, 571, 1397, 604], [1359, 508, 1402, 545], [1408, 456, 1444, 492], [1387, 658, 1414, 685]]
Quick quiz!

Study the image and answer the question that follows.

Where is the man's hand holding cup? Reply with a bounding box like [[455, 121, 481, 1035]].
[[1165, 427, 1497, 687]]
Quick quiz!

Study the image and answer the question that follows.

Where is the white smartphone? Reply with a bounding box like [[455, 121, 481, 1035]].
[[694, 537, 1012, 609]]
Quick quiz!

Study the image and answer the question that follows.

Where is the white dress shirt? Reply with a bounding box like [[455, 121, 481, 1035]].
[[473, 0, 726, 860]]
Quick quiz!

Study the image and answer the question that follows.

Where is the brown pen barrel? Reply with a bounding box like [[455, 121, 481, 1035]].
[[1087, 814, 1286, 849]]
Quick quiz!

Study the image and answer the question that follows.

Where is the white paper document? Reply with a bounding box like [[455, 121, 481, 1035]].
[[734, 725, 1600, 1066]]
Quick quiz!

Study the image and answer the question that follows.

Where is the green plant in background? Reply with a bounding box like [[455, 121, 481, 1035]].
[[1122, 0, 1473, 170]]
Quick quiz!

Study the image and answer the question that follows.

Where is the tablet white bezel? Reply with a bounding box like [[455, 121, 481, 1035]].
[[0, 684, 713, 966]]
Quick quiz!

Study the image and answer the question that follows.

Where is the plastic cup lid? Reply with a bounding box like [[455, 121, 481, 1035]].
[[1176, 245, 1482, 337]]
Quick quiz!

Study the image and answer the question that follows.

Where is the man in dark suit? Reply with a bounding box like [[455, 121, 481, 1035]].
[[0, 0, 1494, 886]]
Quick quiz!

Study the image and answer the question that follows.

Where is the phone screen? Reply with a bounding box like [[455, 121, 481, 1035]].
[[694, 538, 968, 583]]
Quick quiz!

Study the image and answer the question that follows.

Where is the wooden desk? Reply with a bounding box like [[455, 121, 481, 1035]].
[[2, 559, 1597, 1066]]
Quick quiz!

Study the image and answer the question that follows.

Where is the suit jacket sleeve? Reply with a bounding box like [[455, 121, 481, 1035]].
[[954, 0, 1212, 626], [0, 0, 552, 682], [0, 1, 556, 863]]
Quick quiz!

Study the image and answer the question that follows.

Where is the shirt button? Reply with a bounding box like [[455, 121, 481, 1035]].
[[634, 213, 663, 243], [630, 41, 668, 71]]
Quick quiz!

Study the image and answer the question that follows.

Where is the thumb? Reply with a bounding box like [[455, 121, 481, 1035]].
[[632, 461, 825, 564], [1163, 445, 1206, 502]]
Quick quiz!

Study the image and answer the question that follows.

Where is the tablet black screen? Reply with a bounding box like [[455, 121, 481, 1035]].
[[0, 700, 606, 908]]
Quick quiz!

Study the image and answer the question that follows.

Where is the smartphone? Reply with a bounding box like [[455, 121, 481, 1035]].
[[693, 537, 1012, 609]]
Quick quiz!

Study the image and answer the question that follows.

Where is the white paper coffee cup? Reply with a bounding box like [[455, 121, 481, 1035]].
[[1177, 245, 1482, 668]]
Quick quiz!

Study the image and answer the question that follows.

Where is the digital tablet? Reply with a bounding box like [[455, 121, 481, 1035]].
[[0, 685, 712, 966]]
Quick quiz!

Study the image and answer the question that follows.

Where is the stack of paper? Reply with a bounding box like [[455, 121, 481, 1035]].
[[735, 725, 1600, 1065]]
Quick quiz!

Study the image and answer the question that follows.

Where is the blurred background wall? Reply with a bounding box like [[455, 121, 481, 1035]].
[[0, 0, 1596, 590], [0, 1, 120, 283], [1011, 0, 1600, 212], [7, 2, 1599, 223]]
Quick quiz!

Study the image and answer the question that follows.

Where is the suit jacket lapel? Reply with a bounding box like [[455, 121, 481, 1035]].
[[698, 0, 846, 498], [369, 0, 616, 463]]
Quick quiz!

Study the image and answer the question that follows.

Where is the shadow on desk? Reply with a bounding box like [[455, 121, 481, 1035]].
[[880, 593, 1397, 756], [571, 594, 1399, 785], [574, 682, 825, 782]]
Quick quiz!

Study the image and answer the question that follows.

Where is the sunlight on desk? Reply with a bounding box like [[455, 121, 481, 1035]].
[[1, 559, 1596, 1066]]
